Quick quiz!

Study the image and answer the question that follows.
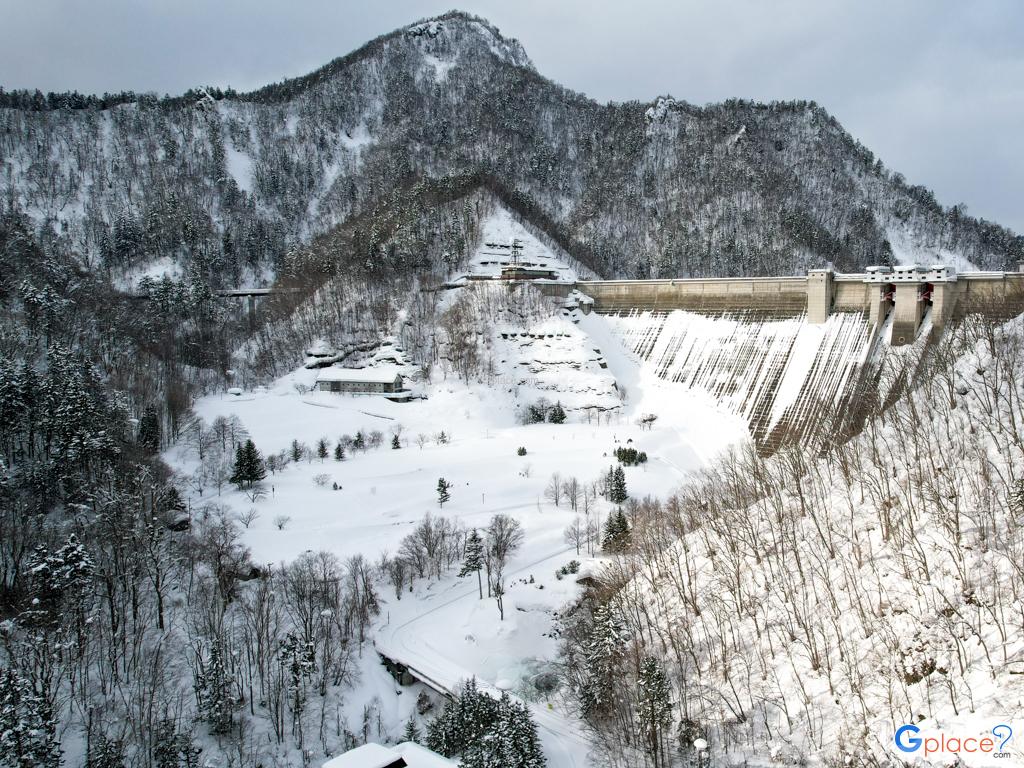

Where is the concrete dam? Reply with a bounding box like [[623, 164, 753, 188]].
[[552, 265, 1024, 448]]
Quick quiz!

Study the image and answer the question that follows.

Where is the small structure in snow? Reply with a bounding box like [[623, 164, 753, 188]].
[[500, 264, 558, 281], [316, 365, 405, 397], [322, 741, 455, 768]]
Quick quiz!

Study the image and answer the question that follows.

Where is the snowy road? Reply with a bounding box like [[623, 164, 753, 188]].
[[376, 545, 591, 767]]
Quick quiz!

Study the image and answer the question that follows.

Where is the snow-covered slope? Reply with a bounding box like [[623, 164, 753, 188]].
[[460, 206, 594, 282], [575, 314, 1024, 766]]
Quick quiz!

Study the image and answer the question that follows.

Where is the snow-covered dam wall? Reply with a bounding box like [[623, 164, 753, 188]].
[[604, 309, 881, 448], [554, 267, 1024, 447]]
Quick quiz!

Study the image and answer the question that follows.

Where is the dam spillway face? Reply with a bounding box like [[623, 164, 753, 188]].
[[605, 309, 887, 449]]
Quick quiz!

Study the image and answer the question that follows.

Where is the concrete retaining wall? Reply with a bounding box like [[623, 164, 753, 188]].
[[952, 273, 1024, 319], [574, 277, 808, 316]]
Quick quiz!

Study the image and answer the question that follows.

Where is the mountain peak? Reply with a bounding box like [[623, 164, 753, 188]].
[[401, 10, 534, 71]]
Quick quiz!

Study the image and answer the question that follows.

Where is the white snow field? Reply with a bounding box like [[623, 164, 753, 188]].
[[171, 299, 749, 765]]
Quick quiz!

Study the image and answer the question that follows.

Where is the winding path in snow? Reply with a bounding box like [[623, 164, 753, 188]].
[[376, 544, 591, 767]]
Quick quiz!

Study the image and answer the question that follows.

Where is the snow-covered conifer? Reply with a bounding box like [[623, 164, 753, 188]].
[[610, 465, 628, 504], [636, 655, 673, 765], [437, 477, 452, 507], [0, 667, 61, 768], [548, 401, 566, 424], [459, 528, 485, 598], [194, 640, 235, 734], [402, 716, 421, 744]]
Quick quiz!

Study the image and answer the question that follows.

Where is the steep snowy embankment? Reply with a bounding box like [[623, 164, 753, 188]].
[[594, 315, 1024, 765]]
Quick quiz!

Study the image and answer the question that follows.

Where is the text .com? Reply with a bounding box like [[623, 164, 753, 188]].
[[894, 723, 1013, 759]]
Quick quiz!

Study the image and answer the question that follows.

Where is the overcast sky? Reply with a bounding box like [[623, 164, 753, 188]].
[[2, 0, 1021, 232]]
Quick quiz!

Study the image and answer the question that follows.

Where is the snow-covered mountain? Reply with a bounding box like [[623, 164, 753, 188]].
[[2, 10, 1021, 291], [4, 11, 1024, 768]]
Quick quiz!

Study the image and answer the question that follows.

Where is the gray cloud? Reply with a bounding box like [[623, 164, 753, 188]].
[[1, 0, 1020, 232]]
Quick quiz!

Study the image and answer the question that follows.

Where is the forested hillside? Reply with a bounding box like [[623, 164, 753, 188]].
[[563, 314, 1024, 765], [2, 10, 1021, 291]]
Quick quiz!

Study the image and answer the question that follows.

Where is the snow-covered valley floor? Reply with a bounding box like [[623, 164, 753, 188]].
[[168, 306, 749, 766]]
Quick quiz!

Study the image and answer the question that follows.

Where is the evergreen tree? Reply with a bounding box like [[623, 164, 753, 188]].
[[26, 534, 94, 624], [245, 440, 266, 483], [334, 442, 345, 461], [194, 640, 234, 734], [613, 446, 648, 466], [493, 694, 545, 768], [138, 404, 161, 453], [316, 437, 329, 461], [152, 720, 195, 768], [87, 733, 126, 768], [636, 655, 673, 767], [290, 439, 304, 463], [526, 402, 546, 424], [0, 666, 61, 768], [279, 632, 317, 743], [602, 513, 618, 553], [459, 528, 485, 598], [230, 443, 246, 489], [579, 602, 628, 720], [353, 431, 365, 451], [455, 692, 545, 768], [230, 439, 266, 488], [426, 678, 499, 759], [437, 477, 451, 508], [548, 401, 566, 424], [610, 465, 628, 504], [401, 717, 421, 744], [392, 434, 401, 449], [602, 509, 631, 553]]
